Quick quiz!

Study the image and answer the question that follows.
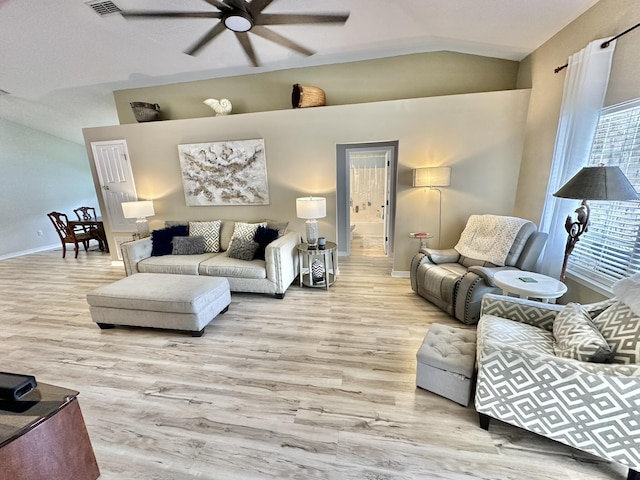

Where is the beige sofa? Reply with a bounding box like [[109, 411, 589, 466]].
[[120, 220, 300, 298]]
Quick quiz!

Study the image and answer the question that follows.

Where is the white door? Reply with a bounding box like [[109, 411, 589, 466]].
[[91, 140, 138, 232]]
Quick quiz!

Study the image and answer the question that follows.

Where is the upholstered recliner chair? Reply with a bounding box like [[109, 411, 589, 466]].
[[475, 279, 640, 480], [410, 214, 547, 325]]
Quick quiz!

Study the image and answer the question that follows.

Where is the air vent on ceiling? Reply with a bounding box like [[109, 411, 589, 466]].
[[86, 0, 121, 17]]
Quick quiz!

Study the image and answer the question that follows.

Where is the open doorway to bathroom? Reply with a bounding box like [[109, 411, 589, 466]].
[[336, 141, 398, 257]]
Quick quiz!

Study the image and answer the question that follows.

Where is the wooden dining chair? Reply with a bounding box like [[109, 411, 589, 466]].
[[73, 206, 98, 222], [47, 211, 95, 258], [73, 206, 105, 251]]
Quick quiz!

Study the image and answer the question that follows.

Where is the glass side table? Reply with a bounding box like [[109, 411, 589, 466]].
[[297, 242, 337, 289], [409, 232, 432, 249]]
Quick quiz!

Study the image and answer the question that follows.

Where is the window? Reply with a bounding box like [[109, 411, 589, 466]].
[[568, 99, 640, 289]]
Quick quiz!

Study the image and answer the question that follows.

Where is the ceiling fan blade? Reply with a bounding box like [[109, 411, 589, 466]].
[[235, 32, 260, 67], [121, 10, 222, 19], [247, 0, 275, 16], [257, 13, 350, 25], [203, 0, 232, 10], [223, 0, 248, 10], [185, 22, 227, 56], [250, 25, 314, 57]]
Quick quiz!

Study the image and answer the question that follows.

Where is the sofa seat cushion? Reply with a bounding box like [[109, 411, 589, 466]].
[[138, 253, 218, 275], [199, 254, 267, 279], [479, 314, 555, 356]]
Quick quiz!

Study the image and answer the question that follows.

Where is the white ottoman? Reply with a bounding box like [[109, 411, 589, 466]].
[[416, 323, 477, 406], [87, 273, 231, 337]]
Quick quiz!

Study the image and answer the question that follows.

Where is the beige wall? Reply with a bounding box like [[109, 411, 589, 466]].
[[514, 0, 640, 301], [83, 89, 530, 273], [114, 51, 519, 124]]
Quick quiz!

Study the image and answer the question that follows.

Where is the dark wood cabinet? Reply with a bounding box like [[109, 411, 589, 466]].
[[0, 383, 99, 480]]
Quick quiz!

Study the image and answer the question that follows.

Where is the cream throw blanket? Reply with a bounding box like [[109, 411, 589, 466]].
[[454, 215, 529, 266], [612, 273, 640, 317]]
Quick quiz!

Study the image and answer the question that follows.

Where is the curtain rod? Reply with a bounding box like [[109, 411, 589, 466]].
[[554, 21, 640, 73]]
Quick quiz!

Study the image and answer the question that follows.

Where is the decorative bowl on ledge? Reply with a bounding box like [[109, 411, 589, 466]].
[[130, 102, 160, 122]]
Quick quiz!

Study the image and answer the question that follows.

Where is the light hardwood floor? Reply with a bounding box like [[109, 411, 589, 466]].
[[0, 249, 627, 479]]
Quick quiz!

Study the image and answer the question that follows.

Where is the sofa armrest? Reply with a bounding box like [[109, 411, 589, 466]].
[[467, 265, 519, 287], [480, 293, 562, 332], [264, 231, 300, 295], [120, 237, 152, 276], [422, 248, 460, 264]]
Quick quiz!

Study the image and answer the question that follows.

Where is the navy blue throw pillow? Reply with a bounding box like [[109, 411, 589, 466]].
[[253, 226, 279, 260], [151, 225, 189, 256]]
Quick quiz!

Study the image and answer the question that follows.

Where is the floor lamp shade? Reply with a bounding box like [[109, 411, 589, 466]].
[[122, 200, 155, 238], [553, 165, 640, 281], [553, 166, 640, 201], [296, 197, 326, 246], [412, 167, 451, 188]]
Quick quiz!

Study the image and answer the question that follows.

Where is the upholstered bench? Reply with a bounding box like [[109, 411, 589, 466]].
[[416, 323, 477, 406], [86, 273, 231, 337]]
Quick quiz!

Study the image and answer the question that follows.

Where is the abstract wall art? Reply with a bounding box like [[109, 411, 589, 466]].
[[178, 139, 269, 206]]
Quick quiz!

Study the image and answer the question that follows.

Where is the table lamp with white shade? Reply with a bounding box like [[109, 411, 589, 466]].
[[121, 200, 155, 238], [296, 196, 326, 247]]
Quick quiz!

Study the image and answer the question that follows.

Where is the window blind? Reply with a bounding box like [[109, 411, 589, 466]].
[[568, 99, 640, 289]]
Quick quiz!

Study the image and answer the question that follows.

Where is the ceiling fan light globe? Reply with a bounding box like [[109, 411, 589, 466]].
[[224, 12, 253, 32]]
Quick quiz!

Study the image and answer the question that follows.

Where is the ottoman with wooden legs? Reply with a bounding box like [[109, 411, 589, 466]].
[[86, 273, 231, 337]]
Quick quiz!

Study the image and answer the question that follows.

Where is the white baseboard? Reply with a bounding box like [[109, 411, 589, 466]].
[[0, 244, 58, 261], [391, 270, 410, 278]]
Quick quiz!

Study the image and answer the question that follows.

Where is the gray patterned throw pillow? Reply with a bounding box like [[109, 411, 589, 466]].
[[227, 222, 266, 251], [592, 300, 640, 364], [189, 220, 221, 252], [553, 302, 614, 363]]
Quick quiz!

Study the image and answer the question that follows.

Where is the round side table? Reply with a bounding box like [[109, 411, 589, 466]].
[[493, 270, 567, 303], [297, 242, 337, 289]]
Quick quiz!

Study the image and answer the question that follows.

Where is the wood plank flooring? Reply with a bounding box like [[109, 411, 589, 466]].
[[0, 249, 627, 479]]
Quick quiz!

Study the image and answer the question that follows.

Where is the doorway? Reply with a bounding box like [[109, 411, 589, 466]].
[[336, 141, 398, 257]]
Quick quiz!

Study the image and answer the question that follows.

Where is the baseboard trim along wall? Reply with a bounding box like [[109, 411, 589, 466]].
[[0, 244, 58, 261], [391, 270, 409, 278]]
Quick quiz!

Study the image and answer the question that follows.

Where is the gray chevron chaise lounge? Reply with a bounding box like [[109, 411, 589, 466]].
[[475, 283, 640, 480]]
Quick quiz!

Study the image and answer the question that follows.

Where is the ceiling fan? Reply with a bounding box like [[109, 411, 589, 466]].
[[120, 0, 350, 67]]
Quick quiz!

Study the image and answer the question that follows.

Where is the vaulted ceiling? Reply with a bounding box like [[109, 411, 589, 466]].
[[0, 0, 599, 144]]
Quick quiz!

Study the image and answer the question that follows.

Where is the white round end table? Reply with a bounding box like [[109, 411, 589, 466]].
[[493, 270, 567, 303]]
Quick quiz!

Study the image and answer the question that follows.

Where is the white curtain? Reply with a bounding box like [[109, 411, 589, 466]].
[[538, 38, 616, 279]]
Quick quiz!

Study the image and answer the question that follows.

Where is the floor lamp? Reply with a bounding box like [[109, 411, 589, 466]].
[[413, 167, 452, 248], [553, 165, 639, 281]]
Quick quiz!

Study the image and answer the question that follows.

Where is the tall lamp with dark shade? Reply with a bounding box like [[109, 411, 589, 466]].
[[553, 165, 640, 281], [412, 167, 451, 247]]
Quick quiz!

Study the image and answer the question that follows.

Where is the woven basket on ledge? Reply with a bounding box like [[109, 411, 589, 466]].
[[291, 84, 326, 108], [130, 102, 161, 122]]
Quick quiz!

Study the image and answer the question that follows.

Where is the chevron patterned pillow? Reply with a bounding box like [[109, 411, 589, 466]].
[[593, 300, 640, 364], [189, 221, 222, 253], [228, 222, 266, 251], [553, 303, 614, 363]]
